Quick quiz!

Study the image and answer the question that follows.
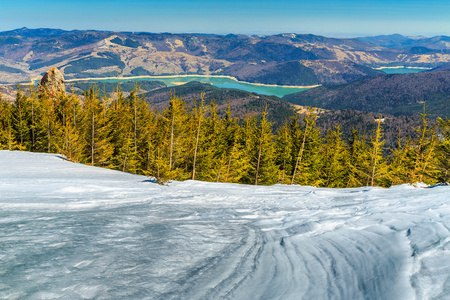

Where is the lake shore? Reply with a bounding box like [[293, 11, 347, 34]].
[[64, 74, 321, 89], [374, 66, 432, 70]]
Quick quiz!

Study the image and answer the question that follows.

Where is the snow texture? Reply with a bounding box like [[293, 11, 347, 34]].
[[1, 150, 449, 299]]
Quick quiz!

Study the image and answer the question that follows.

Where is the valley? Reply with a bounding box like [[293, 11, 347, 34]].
[[1, 28, 449, 86]]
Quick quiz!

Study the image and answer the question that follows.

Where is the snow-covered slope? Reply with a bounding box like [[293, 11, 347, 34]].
[[1, 150, 449, 299]]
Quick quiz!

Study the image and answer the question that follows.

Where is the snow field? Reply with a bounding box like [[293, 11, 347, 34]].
[[0, 150, 449, 299]]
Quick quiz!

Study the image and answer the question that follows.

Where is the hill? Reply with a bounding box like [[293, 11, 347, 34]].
[[0, 29, 449, 85], [142, 81, 295, 127], [283, 71, 450, 118]]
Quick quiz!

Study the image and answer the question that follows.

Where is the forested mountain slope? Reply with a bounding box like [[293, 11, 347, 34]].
[[283, 71, 450, 118]]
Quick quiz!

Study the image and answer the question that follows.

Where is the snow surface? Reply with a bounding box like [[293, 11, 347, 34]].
[[1, 150, 450, 300]]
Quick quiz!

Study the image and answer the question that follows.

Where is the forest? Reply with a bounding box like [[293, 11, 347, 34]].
[[1, 84, 449, 187]]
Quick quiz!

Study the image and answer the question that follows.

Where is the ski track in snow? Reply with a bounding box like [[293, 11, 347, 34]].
[[0, 150, 449, 299]]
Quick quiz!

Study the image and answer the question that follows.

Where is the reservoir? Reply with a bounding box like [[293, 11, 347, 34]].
[[378, 67, 430, 74], [70, 75, 313, 98]]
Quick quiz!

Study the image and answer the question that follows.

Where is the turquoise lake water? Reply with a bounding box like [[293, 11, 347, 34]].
[[379, 67, 430, 74], [73, 67, 429, 98], [90, 76, 311, 98]]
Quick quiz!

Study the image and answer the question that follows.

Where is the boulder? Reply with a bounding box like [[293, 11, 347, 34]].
[[39, 67, 65, 97]]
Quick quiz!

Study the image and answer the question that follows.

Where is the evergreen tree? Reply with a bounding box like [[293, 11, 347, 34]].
[[346, 129, 371, 187], [322, 125, 348, 187], [0, 96, 19, 150], [11, 87, 32, 150], [191, 94, 207, 180], [290, 110, 323, 186], [35, 91, 64, 153], [80, 87, 114, 167], [154, 93, 190, 181], [412, 108, 440, 184], [252, 107, 277, 185], [368, 117, 389, 187], [57, 91, 84, 162], [436, 117, 450, 182], [275, 120, 293, 184]]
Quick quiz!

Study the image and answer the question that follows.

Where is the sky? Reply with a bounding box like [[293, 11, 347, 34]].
[[1, 0, 449, 37]]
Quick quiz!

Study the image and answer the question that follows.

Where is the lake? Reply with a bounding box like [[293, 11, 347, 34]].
[[378, 67, 430, 74], [79, 76, 313, 98]]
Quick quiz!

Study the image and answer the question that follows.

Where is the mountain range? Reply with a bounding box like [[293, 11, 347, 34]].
[[0, 28, 449, 86]]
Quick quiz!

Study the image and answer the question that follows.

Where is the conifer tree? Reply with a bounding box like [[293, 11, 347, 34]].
[[436, 117, 450, 182], [253, 107, 277, 185], [275, 120, 293, 184], [322, 125, 348, 187], [80, 87, 114, 167], [346, 129, 371, 187], [155, 93, 190, 181], [389, 128, 410, 186], [368, 116, 389, 187], [59, 92, 84, 162], [411, 107, 440, 184], [290, 109, 323, 186], [0, 96, 19, 150], [196, 101, 222, 181], [110, 86, 150, 173], [215, 104, 250, 183], [191, 94, 207, 180], [35, 90, 64, 153], [11, 87, 32, 150]]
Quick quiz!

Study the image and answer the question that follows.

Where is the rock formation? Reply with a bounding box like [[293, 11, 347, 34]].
[[38, 67, 65, 97]]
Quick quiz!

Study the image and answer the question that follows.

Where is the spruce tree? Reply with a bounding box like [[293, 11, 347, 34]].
[[80, 87, 114, 167], [275, 120, 293, 184], [0, 96, 19, 150], [368, 116, 389, 187], [290, 109, 323, 186], [413, 108, 439, 184], [322, 125, 348, 187], [59, 92, 84, 162], [253, 107, 277, 185], [436, 117, 450, 183], [346, 129, 371, 187], [11, 87, 32, 150]]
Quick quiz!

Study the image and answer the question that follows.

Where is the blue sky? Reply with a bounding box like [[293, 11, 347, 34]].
[[1, 0, 449, 37]]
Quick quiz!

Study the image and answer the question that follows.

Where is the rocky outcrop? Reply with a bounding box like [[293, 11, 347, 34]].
[[38, 67, 65, 97]]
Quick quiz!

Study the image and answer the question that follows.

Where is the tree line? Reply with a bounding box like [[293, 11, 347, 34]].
[[1, 84, 449, 187]]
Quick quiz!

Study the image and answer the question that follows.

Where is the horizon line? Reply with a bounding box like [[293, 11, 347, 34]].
[[1, 27, 449, 39]]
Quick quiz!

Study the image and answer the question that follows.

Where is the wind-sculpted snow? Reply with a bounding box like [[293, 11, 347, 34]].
[[1, 151, 449, 299]]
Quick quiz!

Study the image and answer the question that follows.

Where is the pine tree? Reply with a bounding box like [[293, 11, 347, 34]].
[[413, 107, 439, 184], [368, 116, 389, 187], [436, 117, 450, 182], [290, 109, 323, 186], [152, 92, 190, 181], [0, 96, 19, 150], [80, 87, 114, 167], [109, 86, 150, 174], [11, 87, 32, 150], [252, 107, 277, 185], [389, 128, 410, 186], [35, 90, 64, 153], [191, 94, 207, 180], [322, 125, 348, 187], [196, 101, 221, 182], [275, 120, 293, 184], [237, 114, 258, 184], [346, 129, 371, 187]]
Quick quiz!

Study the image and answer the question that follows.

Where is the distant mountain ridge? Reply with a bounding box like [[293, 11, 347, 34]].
[[0, 28, 449, 85], [357, 34, 450, 50]]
